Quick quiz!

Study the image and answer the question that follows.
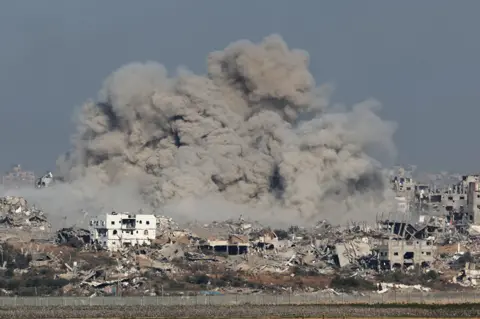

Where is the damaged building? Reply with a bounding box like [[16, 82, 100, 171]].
[[0, 196, 51, 232], [199, 235, 250, 255], [377, 238, 436, 270], [374, 215, 442, 269], [256, 229, 279, 250], [35, 172, 53, 188], [89, 212, 157, 251], [334, 238, 372, 268], [4, 167, 480, 297], [56, 227, 91, 248]]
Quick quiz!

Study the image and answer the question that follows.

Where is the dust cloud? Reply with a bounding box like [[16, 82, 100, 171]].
[[6, 34, 399, 227]]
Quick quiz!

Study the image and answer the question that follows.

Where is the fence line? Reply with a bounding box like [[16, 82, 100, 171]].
[[0, 291, 478, 306]]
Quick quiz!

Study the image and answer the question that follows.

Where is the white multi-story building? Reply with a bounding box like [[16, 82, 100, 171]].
[[89, 212, 157, 251]]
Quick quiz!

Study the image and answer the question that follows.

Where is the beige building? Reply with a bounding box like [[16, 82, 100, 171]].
[[378, 238, 436, 269], [199, 235, 250, 255]]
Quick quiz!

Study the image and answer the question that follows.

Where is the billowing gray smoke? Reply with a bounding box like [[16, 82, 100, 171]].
[[57, 34, 397, 226]]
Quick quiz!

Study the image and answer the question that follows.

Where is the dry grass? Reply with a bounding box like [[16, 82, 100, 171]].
[[1, 304, 480, 319]]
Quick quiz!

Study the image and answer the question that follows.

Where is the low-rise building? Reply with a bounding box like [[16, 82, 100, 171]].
[[198, 235, 249, 255], [377, 238, 436, 270], [89, 212, 156, 251]]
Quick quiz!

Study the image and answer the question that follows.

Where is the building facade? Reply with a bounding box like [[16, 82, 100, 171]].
[[467, 181, 480, 224], [377, 238, 436, 269], [390, 173, 480, 219], [89, 212, 156, 251]]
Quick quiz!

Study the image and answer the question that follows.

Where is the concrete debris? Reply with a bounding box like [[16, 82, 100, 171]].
[[335, 239, 372, 268], [156, 215, 180, 233], [4, 170, 480, 296], [36, 172, 53, 188], [0, 196, 51, 232], [56, 227, 91, 248], [452, 262, 480, 287], [377, 282, 432, 293]]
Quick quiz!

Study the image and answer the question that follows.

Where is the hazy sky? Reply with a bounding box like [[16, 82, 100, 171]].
[[0, 0, 478, 174]]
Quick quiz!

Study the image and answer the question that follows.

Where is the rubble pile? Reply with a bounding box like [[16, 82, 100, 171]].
[[187, 218, 265, 239], [6, 168, 480, 297], [56, 227, 91, 248], [0, 209, 478, 297], [156, 215, 179, 233], [54, 248, 186, 296], [0, 196, 51, 232], [49, 213, 458, 296]]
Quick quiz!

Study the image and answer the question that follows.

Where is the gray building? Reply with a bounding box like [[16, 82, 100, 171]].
[[467, 181, 480, 224]]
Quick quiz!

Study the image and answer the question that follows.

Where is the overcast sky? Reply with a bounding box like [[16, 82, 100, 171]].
[[0, 0, 478, 174]]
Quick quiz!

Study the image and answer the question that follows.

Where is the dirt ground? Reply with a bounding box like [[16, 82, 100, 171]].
[[246, 273, 331, 288], [1, 304, 480, 319]]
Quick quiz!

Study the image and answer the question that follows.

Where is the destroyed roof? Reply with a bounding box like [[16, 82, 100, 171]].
[[258, 229, 277, 237], [56, 227, 91, 248], [228, 234, 249, 244]]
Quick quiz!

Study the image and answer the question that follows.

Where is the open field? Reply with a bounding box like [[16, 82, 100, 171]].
[[2, 304, 480, 318]]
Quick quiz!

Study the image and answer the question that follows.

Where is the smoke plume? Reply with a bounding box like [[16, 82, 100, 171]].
[[54, 34, 397, 226]]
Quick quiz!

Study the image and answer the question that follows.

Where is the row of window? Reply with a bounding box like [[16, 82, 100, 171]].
[[380, 251, 431, 256], [111, 229, 149, 235], [96, 240, 149, 246], [388, 240, 433, 246], [90, 219, 152, 226], [110, 220, 150, 225]]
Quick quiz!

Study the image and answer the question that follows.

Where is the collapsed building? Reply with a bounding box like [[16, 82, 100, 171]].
[[0, 165, 477, 296], [56, 227, 91, 248], [391, 172, 479, 221], [391, 172, 480, 235], [0, 196, 51, 233], [36, 172, 53, 188], [4, 170, 480, 297]]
